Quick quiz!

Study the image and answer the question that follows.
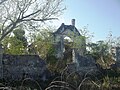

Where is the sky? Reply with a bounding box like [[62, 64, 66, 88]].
[[54, 0, 120, 42]]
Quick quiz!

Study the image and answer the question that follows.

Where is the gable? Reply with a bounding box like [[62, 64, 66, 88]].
[[53, 23, 81, 36]]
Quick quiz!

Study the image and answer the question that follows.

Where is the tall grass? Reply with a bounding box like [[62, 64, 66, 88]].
[[0, 67, 120, 90]]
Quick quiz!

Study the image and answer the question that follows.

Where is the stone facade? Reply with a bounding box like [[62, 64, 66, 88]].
[[116, 47, 120, 63], [111, 47, 120, 67], [65, 55, 99, 77], [53, 19, 86, 61], [52, 19, 98, 74]]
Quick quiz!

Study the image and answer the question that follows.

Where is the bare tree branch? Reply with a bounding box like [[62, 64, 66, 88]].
[[0, 0, 7, 5], [0, 0, 65, 42], [22, 18, 58, 22]]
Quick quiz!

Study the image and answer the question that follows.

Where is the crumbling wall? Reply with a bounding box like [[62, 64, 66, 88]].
[[116, 47, 120, 67], [65, 55, 99, 77], [116, 47, 120, 62], [2, 54, 47, 81]]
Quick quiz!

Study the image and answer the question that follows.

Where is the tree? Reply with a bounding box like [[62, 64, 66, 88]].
[[79, 25, 94, 44], [88, 40, 115, 69], [106, 31, 120, 47], [88, 41, 109, 58], [2, 28, 28, 54], [27, 28, 54, 58], [0, 0, 65, 42], [13, 28, 27, 47]]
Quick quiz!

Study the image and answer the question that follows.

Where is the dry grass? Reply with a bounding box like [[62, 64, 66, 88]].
[[0, 67, 120, 90]]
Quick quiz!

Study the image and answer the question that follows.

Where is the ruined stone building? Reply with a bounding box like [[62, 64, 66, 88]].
[[0, 44, 48, 81], [111, 47, 120, 67], [53, 19, 86, 63], [53, 19, 98, 73], [0, 19, 106, 81]]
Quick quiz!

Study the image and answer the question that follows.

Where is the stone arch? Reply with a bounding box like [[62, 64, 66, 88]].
[[53, 22, 86, 62]]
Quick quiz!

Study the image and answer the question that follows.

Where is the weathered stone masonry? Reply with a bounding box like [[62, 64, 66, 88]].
[[53, 19, 98, 73], [0, 53, 47, 81]]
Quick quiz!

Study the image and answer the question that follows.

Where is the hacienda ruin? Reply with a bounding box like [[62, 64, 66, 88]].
[[0, 19, 120, 83]]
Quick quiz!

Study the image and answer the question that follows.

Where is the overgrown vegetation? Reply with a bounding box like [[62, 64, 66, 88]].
[[0, 25, 120, 90], [1, 26, 120, 90], [0, 0, 120, 90]]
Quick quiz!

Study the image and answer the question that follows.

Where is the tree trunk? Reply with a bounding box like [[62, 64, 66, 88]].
[[0, 44, 3, 79]]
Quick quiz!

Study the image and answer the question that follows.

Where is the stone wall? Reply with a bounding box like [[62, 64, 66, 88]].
[[1, 54, 47, 81], [116, 47, 120, 62], [65, 55, 99, 76], [111, 47, 120, 67], [116, 47, 120, 67]]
